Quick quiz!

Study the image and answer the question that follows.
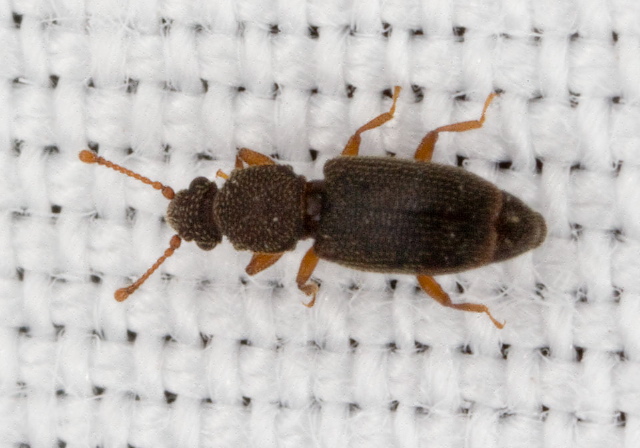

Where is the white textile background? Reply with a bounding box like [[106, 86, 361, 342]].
[[1, 1, 639, 447]]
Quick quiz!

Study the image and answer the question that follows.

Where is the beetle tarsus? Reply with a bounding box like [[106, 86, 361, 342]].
[[301, 284, 318, 307], [296, 247, 320, 306]]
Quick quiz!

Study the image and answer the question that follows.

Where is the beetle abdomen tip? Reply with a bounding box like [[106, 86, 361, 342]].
[[493, 192, 546, 262]]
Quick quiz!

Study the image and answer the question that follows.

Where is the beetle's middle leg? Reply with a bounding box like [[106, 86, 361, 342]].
[[417, 275, 504, 329], [342, 86, 402, 157], [414, 93, 497, 162]]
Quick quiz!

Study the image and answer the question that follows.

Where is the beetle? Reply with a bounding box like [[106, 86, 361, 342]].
[[79, 87, 546, 328]]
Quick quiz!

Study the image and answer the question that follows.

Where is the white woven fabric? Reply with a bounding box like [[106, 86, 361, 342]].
[[1, 0, 639, 447]]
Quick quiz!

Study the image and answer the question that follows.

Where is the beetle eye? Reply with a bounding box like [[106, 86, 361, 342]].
[[189, 177, 210, 190]]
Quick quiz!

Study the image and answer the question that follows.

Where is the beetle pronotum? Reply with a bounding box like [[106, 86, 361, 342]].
[[80, 87, 546, 328]]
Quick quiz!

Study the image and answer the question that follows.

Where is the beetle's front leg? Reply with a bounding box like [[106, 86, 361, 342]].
[[245, 252, 284, 275], [342, 86, 401, 157], [414, 93, 498, 162], [236, 148, 276, 168], [296, 247, 320, 307], [417, 275, 504, 329]]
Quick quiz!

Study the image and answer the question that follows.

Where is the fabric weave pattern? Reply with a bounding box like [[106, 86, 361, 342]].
[[0, 1, 638, 447]]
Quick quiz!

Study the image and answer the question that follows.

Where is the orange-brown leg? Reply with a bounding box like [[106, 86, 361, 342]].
[[414, 93, 498, 162], [237, 148, 276, 167], [296, 247, 320, 307], [234, 156, 244, 170], [245, 252, 284, 276], [342, 86, 402, 157], [417, 275, 504, 329]]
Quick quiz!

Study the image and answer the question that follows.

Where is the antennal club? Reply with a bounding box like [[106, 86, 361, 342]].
[[79, 150, 175, 200], [115, 235, 182, 301]]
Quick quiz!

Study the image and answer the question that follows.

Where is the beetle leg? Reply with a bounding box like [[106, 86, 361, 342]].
[[296, 247, 320, 307], [245, 252, 284, 275], [237, 148, 276, 167], [414, 93, 498, 162], [342, 86, 402, 157], [417, 275, 505, 329]]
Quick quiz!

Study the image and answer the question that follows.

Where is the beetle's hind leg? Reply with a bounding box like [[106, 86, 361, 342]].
[[414, 93, 497, 162], [417, 275, 504, 329], [342, 86, 401, 157]]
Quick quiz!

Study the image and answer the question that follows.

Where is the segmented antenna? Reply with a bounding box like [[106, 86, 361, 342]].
[[115, 235, 182, 301], [79, 150, 175, 200], [79, 150, 182, 301]]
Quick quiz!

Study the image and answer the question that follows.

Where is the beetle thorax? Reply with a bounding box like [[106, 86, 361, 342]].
[[214, 165, 306, 253]]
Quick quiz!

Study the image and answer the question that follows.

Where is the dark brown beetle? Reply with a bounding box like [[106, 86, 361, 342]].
[[80, 87, 546, 328]]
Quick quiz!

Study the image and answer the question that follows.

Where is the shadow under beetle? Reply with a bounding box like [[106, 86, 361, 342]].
[[80, 87, 546, 328]]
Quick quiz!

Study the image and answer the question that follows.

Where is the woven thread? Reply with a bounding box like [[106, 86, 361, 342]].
[[1, 0, 639, 447]]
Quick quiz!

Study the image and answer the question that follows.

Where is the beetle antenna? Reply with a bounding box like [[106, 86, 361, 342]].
[[114, 235, 182, 301], [79, 150, 175, 200], [79, 150, 182, 300]]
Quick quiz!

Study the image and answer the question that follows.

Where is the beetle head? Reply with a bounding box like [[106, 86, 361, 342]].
[[167, 177, 222, 250]]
